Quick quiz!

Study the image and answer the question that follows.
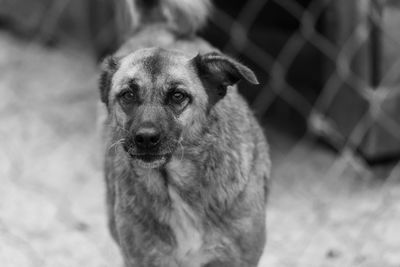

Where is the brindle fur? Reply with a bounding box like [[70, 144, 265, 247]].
[[99, 1, 271, 266]]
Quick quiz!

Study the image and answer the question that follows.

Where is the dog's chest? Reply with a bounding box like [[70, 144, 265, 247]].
[[166, 186, 211, 267], [163, 159, 213, 267]]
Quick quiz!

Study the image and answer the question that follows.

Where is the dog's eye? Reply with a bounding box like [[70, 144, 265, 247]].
[[119, 90, 135, 102], [170, 92, 187, 104]]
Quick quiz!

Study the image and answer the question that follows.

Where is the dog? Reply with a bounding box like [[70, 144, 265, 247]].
[[99, 0, 271, 266]]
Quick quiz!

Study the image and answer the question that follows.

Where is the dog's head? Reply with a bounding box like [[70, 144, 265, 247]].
[[100, 48, 258, 169]]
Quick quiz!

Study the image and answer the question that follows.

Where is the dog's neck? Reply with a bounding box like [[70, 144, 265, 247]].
[[130, 156, 201, 203], [127, 157, 214, 266]]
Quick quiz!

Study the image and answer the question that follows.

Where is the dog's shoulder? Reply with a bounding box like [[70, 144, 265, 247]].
[[210, 88, 271, 196], [213, 88, 269, 159]]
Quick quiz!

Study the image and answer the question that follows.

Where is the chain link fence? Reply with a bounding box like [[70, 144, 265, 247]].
[[210, 1, 400, 266], [0, 0, 399, 266]]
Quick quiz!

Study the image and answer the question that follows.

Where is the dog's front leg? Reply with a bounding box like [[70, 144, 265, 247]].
[[204, 261, 248, 267]]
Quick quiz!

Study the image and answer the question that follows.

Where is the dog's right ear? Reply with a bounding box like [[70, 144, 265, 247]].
[[99, 56, 119, 106]]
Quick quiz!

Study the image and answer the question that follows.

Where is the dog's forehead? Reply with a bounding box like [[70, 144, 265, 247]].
[[112, 48, 193, 90]]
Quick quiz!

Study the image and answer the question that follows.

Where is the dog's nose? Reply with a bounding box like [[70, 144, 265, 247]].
[[134, 127, 161, 149]]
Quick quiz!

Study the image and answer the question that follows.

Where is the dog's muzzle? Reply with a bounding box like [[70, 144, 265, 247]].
[[122, 124, 172, 169]]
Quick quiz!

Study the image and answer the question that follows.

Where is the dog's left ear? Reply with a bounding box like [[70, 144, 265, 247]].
[[99, 56, 119, 106], [192, 52, 258, 102]]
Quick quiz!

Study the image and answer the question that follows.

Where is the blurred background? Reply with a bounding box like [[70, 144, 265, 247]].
[[0, 0, 399, 266]]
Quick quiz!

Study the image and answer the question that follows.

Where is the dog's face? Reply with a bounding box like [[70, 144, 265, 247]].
[[100, 48, 258, 169]]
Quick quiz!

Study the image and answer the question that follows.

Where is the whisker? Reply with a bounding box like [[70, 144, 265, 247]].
[[116, 125, 130, 134], [178, 136, 184, 161], [108, 138, 126, 152]]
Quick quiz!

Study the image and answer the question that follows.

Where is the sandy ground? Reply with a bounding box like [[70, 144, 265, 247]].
[[0, 31, 399, 267]]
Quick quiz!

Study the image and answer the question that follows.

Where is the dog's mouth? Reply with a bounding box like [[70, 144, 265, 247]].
[[130, 153, 170, 169], [123, 138, 179, 169], [134, 154, 166, 162]]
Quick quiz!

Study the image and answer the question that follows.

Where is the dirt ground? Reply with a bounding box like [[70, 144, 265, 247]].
[[0, 31, 399, 267]]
